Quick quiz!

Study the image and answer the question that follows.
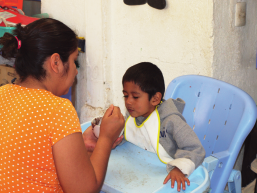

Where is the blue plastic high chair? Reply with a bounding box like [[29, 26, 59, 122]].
[[81, 122, 210, 193], [164, 75, 257, 193], [81, 75, 256, 193]]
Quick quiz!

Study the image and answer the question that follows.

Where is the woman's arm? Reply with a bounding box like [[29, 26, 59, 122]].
[[53, 105, 125, 193]]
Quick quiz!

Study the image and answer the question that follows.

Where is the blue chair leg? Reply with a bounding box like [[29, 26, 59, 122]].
[[227, 170, 242, 193]]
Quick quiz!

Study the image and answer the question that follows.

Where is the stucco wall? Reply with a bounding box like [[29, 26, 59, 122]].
[[213, 0, 257, 103], [42, 0, 214, 122], [82, 0, 213, 122], [109, 0, 214, 117], [41, 0, 257, 124], [41, 0, 85, 36]]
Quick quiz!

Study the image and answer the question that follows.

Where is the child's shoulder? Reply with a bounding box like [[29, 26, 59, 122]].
[[158, 98, 185, 113], [158, 98, 187, 123]]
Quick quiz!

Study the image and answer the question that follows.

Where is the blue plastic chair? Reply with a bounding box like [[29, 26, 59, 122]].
[[61, 87, 72, 101], [164, 75, 257, 193]]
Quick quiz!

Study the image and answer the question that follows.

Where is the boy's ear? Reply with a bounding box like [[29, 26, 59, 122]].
[[150, 92, 162, 106]]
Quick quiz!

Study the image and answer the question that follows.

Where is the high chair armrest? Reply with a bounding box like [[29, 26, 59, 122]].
[[81, 121, 91, 133], [202, 151, 230, 180], [203, 156, 219, 173]]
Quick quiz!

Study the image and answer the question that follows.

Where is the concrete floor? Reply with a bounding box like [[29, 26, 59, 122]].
[[242, 179, 255, 193]]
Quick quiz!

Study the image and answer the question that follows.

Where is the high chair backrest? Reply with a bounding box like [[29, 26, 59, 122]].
[[164, 75, 257, 193]]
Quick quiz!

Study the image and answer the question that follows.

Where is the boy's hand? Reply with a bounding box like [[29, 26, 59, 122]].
[[163, 167, 190, 192], [112, 135, 123, 148], [83, 126, 98, 152], [83, 127, 124, 153]]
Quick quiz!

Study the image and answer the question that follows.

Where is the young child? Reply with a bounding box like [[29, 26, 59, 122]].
[[122, 62, 206, 191]]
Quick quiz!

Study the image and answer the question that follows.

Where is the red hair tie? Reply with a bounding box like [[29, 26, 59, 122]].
[[15, 36, 21, 49]]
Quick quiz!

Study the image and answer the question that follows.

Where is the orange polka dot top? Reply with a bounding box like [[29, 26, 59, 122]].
[[0, 84, 82, 192]]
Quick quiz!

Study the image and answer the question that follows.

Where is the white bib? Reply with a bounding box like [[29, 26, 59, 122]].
[[124, 108, 174, 164]]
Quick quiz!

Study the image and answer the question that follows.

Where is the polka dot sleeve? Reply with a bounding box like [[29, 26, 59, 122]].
[[49, 99, 82, 146]]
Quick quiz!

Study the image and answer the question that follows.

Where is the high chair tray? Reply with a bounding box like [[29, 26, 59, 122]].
[[81, 122, 210, 193]]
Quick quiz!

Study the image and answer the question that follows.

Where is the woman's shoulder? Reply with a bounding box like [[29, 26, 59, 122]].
[[32, 89, 73, 110], [0, 83, 13, 90], [2, 84, 73, 109]]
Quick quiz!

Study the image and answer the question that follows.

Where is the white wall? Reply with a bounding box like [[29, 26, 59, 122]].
[[41, 0, 85, 35], [213, 0, 257, 101], [81, 0, 213, 122], [41, 0, 257, 124], [108, 0, 214, 118]]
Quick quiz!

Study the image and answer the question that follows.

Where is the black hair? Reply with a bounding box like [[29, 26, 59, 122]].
[[0, 18, 78, 81], [122, 62, 165, 100]]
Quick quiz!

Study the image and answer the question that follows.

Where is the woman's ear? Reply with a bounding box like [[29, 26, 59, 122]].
[[49, 53, 62, 74], [150, 92, 162, 106]]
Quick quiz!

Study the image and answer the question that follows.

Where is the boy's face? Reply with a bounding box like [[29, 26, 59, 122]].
[[123, 81, 156, 118]]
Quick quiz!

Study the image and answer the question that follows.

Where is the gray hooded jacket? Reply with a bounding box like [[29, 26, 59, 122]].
[[124, 98, 205, 174]]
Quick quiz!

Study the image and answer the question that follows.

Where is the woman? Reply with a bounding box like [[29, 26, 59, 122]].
[[0, 18, 124, 193]]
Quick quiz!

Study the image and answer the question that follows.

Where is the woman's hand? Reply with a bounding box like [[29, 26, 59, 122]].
[[99, 104, 125, 143], [163, 167, 190, 192], [83, 104, 125, 153]]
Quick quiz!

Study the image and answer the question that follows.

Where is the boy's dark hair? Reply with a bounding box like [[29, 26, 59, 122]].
[[0, 18, 78, 82], [122, 62, 165, 100]]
